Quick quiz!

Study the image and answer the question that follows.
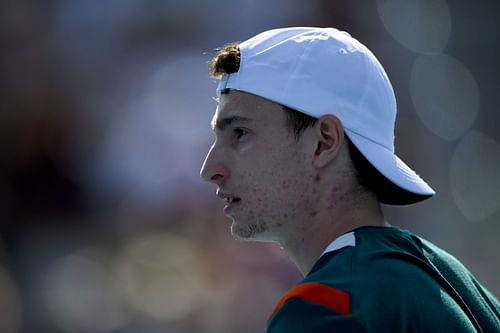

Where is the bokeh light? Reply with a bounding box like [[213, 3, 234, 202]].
[[450, 131, 500, 222], [114, 232, 207, 321], [376, 0, 451, 54], [75, 51, 217, 205], [88, 104, 183, 201], [44, 248, 127, 333], [409, 54, 480, 141], [145, 52, 217, 146]]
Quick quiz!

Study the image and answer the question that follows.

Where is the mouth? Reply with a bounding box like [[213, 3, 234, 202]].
[[223, 196, 241, 214], [224, 197, 241, 204], [216, 191, 242, 215]]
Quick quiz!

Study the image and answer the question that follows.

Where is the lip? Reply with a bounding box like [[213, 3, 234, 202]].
[[223, 200, 241, 215], [216, 190, 241, 215]]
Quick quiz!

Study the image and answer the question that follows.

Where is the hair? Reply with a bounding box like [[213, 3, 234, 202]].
[[209, 43, 317, 140], [209, 42, 241, 79], [208, 43, 392, 198]]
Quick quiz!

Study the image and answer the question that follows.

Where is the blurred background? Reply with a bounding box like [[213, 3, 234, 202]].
[[1, 0, 499, 332]]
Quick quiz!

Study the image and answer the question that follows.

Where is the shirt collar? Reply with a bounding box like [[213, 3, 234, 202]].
[[320, 231, 356, 257]]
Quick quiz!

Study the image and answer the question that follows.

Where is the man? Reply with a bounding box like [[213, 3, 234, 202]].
[[200, 27, 500, 332]]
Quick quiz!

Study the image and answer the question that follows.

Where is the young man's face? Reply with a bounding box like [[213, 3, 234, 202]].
[[200, 91, 315, 242]]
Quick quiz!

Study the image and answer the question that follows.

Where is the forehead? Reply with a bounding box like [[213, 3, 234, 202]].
[[211, 90, 285, 130]]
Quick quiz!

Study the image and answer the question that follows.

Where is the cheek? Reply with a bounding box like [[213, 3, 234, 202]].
[[268, 151, 310, 194], [238, 145, 311, 201]]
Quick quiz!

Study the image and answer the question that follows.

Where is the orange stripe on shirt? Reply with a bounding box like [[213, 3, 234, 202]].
[[268, 282, 351, 321]]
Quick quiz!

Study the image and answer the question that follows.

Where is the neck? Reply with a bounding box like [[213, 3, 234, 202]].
[[280, 185, 388, 276]]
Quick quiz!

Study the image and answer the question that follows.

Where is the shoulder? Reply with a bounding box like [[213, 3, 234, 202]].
[[267, 281, 365, 333], [268, 227, 480, 332], [349, 228, 480, 331]]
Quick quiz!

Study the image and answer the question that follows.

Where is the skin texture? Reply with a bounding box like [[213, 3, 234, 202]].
[[200, 90, 388, 275]]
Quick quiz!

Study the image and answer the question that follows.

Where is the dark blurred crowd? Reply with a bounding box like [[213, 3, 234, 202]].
[[1, 1, 499, 332]]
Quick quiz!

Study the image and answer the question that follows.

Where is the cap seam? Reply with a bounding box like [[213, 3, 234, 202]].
[[345, 128, 393, 152], [279, 30, 321, 102]]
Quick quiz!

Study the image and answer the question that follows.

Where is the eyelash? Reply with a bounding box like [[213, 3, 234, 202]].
[[233, 128, 249, 140]]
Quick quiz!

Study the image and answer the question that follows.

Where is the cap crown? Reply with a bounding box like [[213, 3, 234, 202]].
[[218, 27, 397, 152]]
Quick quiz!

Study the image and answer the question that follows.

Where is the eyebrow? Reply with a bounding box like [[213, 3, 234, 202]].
[[212, 115, 252, 131]]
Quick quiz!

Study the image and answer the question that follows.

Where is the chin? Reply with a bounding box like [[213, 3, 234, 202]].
[[230, 219, 271, 242]]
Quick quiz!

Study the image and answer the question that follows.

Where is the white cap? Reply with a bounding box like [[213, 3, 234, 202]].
[[216, 27, 435, 205]]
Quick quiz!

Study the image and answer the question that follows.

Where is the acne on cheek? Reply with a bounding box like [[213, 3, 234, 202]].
[[304, 174, 320, 195], [331, 186, 339, 195], [328, 187, 338, 209], [282, 176, 303, 192], [308, 184, 320, 216], [328, 185, 348, 209]]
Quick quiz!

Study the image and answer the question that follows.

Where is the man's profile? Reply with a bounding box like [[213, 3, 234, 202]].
[[200, 27, 500, 332]]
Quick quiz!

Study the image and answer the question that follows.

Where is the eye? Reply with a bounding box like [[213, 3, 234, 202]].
[[233, 128, 249, 140]]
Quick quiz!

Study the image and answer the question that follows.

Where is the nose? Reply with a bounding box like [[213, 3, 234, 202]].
[[200, 144, 229, 186]]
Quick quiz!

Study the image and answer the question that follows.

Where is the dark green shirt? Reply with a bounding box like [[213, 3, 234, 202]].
[[267, 226, 500, 332]]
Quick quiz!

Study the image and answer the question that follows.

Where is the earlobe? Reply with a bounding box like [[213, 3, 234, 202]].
[[312, 115, 344, 168]]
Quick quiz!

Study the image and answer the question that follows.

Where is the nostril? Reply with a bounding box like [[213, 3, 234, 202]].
[[211, 174, 224, 181]]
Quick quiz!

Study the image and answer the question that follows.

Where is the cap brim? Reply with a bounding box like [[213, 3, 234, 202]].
[[345, 129, 435, 205]]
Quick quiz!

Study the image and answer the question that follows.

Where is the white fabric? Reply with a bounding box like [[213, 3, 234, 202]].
[[321, 231, 356, 257], [216, 27, 435, 201]]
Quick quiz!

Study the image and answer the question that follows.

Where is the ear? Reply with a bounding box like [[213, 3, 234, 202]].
[[312, 115, 345, 168]]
